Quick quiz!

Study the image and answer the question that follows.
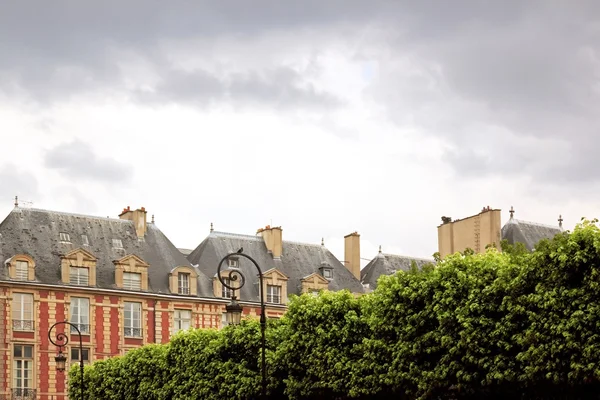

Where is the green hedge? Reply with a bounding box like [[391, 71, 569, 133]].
[[70, 219, 600, 399]]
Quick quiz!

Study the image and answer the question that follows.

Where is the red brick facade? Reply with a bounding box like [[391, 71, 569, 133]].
[[0, 284, 285, 399]]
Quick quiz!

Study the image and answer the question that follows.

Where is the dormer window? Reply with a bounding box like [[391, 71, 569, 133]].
[[267, 285, 282, 304], [15, 261, 29, 281], [8, 255, 36, 281], [322, 268, 333, 279], [123, 272, 142, 290], [169, 266, 199, 296], [112, 239, 123, 249], [60, 249, 97, 287], [178, 273, 190, 295], [222, 278, 233, 298], [59, 232, 71, 243], [114, 254, 149, 291], [69, 267, 89, 286], [228, 258, 239, 268], [81, 235, 89, 246]]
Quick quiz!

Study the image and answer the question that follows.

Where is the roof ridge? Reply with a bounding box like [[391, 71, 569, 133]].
[[382, 253, 434, 262], [14, 207, 129, 222], [211, 231, 323, 248], [512, 219, 561, 230], [211, 231, 261, 240]]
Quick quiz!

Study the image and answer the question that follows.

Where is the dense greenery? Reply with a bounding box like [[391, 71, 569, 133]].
[[70, 220, 600, 399]]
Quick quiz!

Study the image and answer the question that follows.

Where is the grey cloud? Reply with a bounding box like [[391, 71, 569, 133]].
[[3, 0, 600, 186], [0, 0, 383, 105], [363, 1, 600, 185], [44, 140, 133, 183], [0, 165, 39, 205], [136, 66, 342, 109]]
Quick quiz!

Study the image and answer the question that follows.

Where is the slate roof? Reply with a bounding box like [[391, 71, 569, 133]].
[[501, 217, 563, 251], [361, 251, 435, 290], [0, 207, 213, 297], [187, 231, 364, 302]]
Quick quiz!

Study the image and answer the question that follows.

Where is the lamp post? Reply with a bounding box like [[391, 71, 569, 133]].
[[217, 250, 266, 399], [48, 320, 85, 399]]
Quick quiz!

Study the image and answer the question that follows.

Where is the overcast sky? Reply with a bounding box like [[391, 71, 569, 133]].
[[1, 1, 598, 265]]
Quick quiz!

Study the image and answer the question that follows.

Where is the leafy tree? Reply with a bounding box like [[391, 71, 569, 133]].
[[273, 290, 369, 400]]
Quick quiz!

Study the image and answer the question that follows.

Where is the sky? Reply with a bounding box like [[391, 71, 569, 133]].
[[1, 1, 599, 265]]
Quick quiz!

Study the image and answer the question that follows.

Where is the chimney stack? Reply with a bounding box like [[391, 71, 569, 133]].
[[119, 206, 148, 238], [344, 231, 361, 280], [257, 225, 283, 259]]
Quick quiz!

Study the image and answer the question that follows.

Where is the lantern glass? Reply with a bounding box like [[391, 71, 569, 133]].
[[226, 297, 243, 326], [55, 351, 67, 372]]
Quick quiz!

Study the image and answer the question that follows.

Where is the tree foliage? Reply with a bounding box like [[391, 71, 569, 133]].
[[70, 220, 600, 399]]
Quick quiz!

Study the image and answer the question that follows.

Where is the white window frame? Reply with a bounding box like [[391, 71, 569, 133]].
[[123, 272, 141, 290], [173, 309, 192, 334], [12, 293, 34, 331], [221, 278, 232, 298], [81, 234, 89, 246], [266, 285, 281, 304], [112, 238, 123, 249], [59, 232, 71, 243], [13, 344, 34, 394], [15, 261, 29, 281], [124, 302, 142, 337], [70, 297, 90, 334], [322, 268, 333, 279], [69, 267, 89, 286], [178, 273, 190, 295]]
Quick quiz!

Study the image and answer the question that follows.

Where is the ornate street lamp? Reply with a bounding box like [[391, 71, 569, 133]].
[[225, 295, 243, 326], [217, 250, 267, 399], [48, 321, 85, 399]]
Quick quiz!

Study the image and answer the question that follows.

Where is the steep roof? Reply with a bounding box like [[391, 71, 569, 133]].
[[361, 251, 434, 290], [0, 207, 213, 296], [501, 218, 562, 251], [187, 231, 364, 301]]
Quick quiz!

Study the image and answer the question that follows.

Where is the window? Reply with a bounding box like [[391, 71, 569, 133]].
[[266, 285, 281, 304], [70, 297, 90, 334], [70, 347, 90, 365], [69, 267, 89, 286], [173, 309, 191, 333], [228, 258, 239, 268], [322, 268, 333, 279], [13, 345, 34, 397], [124, 302, 142, 337], [15, 261, 28, 281], [59, 232, 71, 243], [123, 272, 141, 290], [221, 278, 232, 298], [81, 235, 89, 246], [178, 273, 190, 295], [12, 294, 34, 331], [112, 238, 123, 249]]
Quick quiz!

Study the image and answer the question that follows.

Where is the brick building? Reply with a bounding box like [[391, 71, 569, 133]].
[[0, 204, 364, 399]]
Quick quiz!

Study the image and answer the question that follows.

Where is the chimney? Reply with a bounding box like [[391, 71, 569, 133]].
[[344, 231, 360, 280], [119, 206, 148, 238], [257, 225, 283, 259]]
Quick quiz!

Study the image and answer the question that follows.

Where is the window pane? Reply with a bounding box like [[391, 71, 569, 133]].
[[70, 267, 89, 286], [15, 261, 28, 280], [123, 272, 141, 290], [24, 346, 32, 358]]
